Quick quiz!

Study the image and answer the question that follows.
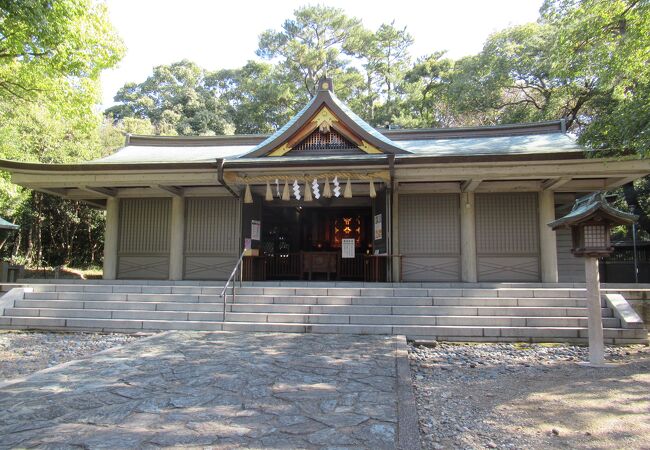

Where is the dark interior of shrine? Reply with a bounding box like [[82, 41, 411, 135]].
[[261, 206, 373, 256], [258, 205, 374, 280]]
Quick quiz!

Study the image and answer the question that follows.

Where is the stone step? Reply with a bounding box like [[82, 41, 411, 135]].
[[0, 316, 644, 343], [215, 295, 586, 308], [27, 284, 588, 299], [15, 299, 224, 312], [9, 307, 619, 327], [11, 300, 610, 320], [4, 307, 227, 322], [228, 303, 612, 317], [29, 285, 226, 295], [23, 291, 589, 308]]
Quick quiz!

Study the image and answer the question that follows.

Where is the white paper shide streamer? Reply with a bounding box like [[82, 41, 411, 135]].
[[332, 176, 341, 198], [292, 179, 301, 200], [312, 178, 320, 199]]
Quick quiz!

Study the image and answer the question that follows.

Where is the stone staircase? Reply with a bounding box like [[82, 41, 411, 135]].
[[0, 281, 646, 344]]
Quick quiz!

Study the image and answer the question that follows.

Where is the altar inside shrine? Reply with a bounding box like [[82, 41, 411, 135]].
[[242, 205, 391, 281]]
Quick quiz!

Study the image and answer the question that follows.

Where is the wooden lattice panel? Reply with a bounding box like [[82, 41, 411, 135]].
[[118, 198, 171, 254], [293, 128, 359, 153], [476, 193, 539, 254], [399, 194, 460, 255], [184, 197, 240, 255]]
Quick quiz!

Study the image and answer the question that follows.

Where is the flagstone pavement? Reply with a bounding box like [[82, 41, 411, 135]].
[[0, 332, 409, 449]]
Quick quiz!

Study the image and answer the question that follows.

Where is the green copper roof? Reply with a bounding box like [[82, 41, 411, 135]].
[[549, 192, 637, 229], [0, 217, 19, 230], [246, 95, 318, 155], [329, 92, 405, 150]]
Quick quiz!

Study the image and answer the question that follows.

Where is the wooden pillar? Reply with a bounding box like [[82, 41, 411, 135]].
[[584, 257, 605, 365], [460, 192, 477, 282], [391, 184, 401, 282], [103, 197, 119, 280], [169, 196, 185, 281], [539, 190, 559, 283]]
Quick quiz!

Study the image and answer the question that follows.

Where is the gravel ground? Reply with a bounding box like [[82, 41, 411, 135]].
[[409, 341, 650, 450], [0, 331, 144, 382]]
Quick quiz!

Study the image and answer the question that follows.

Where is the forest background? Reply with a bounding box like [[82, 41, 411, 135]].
[[0, 0, 648, 270]]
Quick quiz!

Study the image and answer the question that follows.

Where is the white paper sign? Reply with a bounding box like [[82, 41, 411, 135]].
[[342, 238, 355, 259], [251, 220, 261, 241], [374, 214, 383, 240]]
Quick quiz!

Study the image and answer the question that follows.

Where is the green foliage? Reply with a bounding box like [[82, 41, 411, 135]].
[[359, 22, 414, 124], [256, 5, 366, 97], [106, 60, 234, 136], [209, 61, 301, 134], [9, 192, 105, 266], [0, 0, 124, 266], [0, 0, 124, 103]]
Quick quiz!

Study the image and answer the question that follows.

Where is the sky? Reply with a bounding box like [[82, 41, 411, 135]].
[[100, 0, 544, 108]]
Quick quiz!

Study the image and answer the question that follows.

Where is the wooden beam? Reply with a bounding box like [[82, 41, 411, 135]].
[[397, 182, 461, 194], [32, 187, 70, 198], [475, 180, 541, 192], [154, 185, 184, 197], [79, 199, 107, 209], [82, 186, 117, 198], [542, 177, 572, 191], [461, 179, 482, 192], [604, 175, 644, 190]]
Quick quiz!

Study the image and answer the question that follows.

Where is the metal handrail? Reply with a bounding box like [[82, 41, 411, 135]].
[[221, 249, 247, 322]]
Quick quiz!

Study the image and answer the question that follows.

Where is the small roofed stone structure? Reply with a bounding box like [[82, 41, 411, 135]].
[[549, 192, 638, 365], [0, 217, 19, 250], [549, 191, 637, 257], [0, 217, 19, 231], [0, 217, 20, 282]]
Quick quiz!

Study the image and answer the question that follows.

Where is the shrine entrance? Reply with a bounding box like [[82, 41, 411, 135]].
[[260, 205, 372, 280], [242, 193, 390, 282]]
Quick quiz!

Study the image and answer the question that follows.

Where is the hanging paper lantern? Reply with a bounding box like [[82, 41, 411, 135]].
[[265, 182, 273, 201], [292, 179, 301, 200], [282, 179, 290, 201], [304, 179, 313, 202], [343, 178, 352, 198], [244, 183, 253, 204], [323, 177, 332, 198], [369, 180, 376, 198], [312, 178, 320, 199], [275, 178, 280, 197], [333, 176, 341, 198]]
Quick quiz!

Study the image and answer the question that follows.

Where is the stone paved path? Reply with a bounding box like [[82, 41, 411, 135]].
[[0, 332, 401, 449]]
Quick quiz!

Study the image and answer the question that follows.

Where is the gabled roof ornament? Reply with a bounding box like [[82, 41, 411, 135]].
[[318, 77, 334, 92], [241, 77, 408, 158]]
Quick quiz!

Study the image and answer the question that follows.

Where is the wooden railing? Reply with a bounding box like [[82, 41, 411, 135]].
[[242, 252, 401, 282]]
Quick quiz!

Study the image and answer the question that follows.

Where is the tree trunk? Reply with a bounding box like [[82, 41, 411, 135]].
[[623, 181, 650, 235]]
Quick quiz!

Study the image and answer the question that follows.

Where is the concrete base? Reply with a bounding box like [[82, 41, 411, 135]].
[[577, 361, 617, 368]]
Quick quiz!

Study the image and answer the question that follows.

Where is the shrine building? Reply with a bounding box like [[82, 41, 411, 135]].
[[2, 78, 649, 284]]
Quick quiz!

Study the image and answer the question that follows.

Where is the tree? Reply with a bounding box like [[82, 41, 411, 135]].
[[397, 52, 457, 128], [541, 0, 650, 234], [0, 1, 124, 266], [106, 60, 234, 136], [0, 0, 124, 102], [209, 61, 300, 134], [256, 5, 367, 100], [361, 22, 413, 124]]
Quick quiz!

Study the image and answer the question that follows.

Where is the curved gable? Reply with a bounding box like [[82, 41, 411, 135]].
[[242, 78, 408, 158]]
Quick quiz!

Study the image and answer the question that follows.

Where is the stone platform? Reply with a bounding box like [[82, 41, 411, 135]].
[[0, 332, 418, 449]]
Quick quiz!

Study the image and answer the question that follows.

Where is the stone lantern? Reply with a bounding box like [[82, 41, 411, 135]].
[[549, 192, 637, 365]]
